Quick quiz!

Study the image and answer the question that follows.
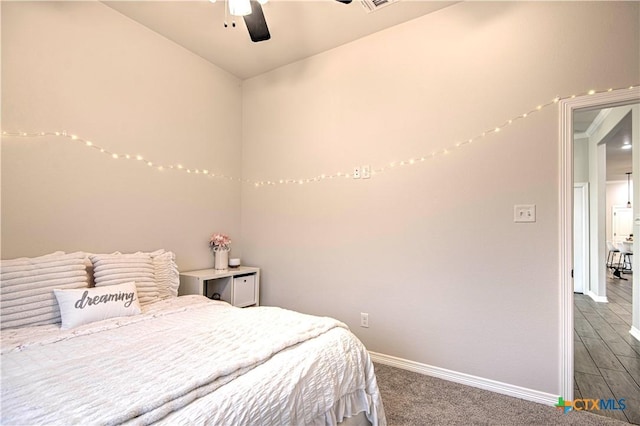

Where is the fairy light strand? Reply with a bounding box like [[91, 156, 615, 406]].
[[2, 85, 637, 188], [0, 130, 243, 183]]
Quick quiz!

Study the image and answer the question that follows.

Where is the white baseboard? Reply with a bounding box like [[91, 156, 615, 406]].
[[586, 291, 608, 303], [630, 326, 640, 342], [369, 352, 558, 406]]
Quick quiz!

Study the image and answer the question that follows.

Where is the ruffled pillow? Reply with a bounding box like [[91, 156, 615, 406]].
[[152, 251, 180, 299], [90, 253, 159, 306], [1, 252, 89, 329]]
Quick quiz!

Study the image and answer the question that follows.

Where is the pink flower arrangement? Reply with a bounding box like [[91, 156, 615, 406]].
[[209, 233, 231, 251]]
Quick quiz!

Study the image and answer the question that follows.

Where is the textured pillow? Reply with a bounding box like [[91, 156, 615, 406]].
[[0, 252, 90, 329], [54, 282, 141, 329], [130, 249, 179, 300], [90, 253, 159, 305], [152, 251, 180, 299]]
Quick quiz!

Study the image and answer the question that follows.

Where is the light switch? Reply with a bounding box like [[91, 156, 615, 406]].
[[514, 204, 536, 223]]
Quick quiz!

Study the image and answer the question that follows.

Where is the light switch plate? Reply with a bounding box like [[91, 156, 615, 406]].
[[362, 165, 371, 179], [514, 204, 536, 223]]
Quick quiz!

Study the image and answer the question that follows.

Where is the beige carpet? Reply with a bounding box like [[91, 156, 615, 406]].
[[374, 363, 630, 425]]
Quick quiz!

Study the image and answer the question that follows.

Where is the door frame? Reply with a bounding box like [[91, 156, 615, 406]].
[[559, 86, 640, 401], [573, 182, 589, 294]]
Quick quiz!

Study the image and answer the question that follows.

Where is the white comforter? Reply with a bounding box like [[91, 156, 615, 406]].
[[1, 296, 385, 425]]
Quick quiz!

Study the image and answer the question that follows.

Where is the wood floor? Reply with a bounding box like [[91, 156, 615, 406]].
[[574, 274, 640, 424]]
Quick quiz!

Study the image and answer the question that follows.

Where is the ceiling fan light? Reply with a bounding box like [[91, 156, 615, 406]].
[[229, 0, 252, 16], [257, 0, 269, 4]]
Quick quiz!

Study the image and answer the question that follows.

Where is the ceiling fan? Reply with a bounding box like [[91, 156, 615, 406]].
[[211, 0, 353, 43]]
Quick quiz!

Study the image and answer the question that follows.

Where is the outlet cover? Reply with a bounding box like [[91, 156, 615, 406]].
[[514, 204, 536, 223], [360, 312, 369, 328]]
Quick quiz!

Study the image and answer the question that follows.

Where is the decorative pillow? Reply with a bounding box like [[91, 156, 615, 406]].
[[90, 253, 159, 305], [1, 251, 65, 265], [151, 251, 180, 299], [54, 282, 141, 329], [129, 249, 179, 300], [0, 252, 90, 329]]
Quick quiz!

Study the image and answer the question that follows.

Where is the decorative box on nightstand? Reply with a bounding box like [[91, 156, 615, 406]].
[[179, 267, 260, 307]]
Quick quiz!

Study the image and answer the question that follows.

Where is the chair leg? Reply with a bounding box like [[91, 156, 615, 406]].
[[608, 251, 628, 280], [623, 253, 632, 271]]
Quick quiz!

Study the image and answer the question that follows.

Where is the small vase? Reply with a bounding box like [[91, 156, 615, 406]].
[[214, 249, 229, 271]]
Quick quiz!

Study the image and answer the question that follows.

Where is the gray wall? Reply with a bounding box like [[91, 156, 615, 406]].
[[1, 1, 243, 271], [240, 1, 640, 394]]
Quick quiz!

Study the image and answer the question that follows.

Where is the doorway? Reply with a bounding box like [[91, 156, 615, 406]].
[[560, 87, 640, 401]]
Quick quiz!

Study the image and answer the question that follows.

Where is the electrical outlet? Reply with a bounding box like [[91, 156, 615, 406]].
[[360, 312, 369, 328], [353, 167, 361, 179], [362, 165, 371, 179], [514, 204, 536, 223]]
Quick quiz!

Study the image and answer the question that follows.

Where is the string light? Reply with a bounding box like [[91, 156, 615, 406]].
[[0, 130, 244, 183], [2, 85, 637, 187]]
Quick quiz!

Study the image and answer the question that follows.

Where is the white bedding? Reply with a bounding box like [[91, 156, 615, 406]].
[[1, 295, 386, 425]]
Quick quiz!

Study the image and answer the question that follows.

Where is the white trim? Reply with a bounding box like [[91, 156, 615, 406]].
[[631, 326, 640, 342], [586, 291, 608, 303], [559, 86, 640, 403], [574, 109, 612, 139], [574, 131, 589, 139], [370, 352, 558, 406], [586, 108, 612, 137], [573, 182, 589, 294], [559, 91, 575, 402]]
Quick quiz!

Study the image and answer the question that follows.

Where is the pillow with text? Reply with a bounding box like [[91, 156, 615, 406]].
[[54, 281, 141, 329]]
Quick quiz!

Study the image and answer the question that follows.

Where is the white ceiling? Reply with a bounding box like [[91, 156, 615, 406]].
[[102, 0, 457, 80]]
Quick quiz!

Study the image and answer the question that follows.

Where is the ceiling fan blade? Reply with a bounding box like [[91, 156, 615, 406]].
[[243, 1, 270, 43], [335, 0, 353, 3]]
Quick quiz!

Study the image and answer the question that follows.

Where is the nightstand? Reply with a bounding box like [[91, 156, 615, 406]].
[[179, 267, 260, 307]]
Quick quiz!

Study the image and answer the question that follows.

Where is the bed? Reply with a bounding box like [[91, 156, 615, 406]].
[[0, 251, 386, 425]]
